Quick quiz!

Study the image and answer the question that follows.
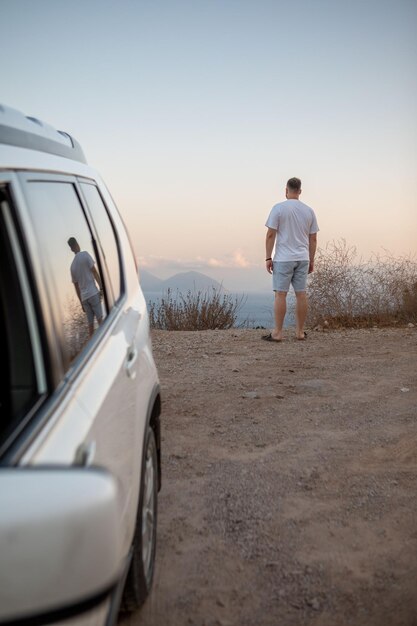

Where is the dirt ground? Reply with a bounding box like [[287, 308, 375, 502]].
[[122, 326, 417, 626]]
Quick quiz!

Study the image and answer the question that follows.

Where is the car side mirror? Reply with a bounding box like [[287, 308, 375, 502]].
[[0, 467, 122, 625]]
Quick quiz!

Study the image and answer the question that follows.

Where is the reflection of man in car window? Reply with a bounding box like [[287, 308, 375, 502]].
[[67, 237, 103, 336]]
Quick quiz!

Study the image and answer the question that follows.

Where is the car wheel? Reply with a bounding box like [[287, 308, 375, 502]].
[[121, 425, 158, 611]]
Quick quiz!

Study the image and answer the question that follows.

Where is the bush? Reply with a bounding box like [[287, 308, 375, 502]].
[[307, 240, 417, 328], [148, 288, 245, 330]]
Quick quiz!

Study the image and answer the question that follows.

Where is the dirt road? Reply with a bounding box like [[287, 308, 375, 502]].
[[121, 326, 417, 626]]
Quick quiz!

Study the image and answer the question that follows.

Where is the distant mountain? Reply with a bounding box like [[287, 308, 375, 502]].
[[142, 270, 227, 294], [162, 271, 226, 293], [139, 269, 164, 291]]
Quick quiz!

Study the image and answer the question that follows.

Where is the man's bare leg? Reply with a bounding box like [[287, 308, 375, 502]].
[[273, 291, 287, 340], [295, 291, 307, 339]]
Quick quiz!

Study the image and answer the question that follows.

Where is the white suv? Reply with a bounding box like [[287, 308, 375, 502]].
[[0, 105, 161, 626]]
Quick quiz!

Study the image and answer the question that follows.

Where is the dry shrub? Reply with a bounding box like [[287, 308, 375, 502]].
[[403, 281, 417, 318], [63, 295, 90, 359], [148, 288, 245, 330], [307, 240, 417, 328]]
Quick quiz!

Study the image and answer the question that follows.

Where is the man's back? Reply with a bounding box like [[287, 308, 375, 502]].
[[70, 250, 98, 301], [266, 199, 318, 262]]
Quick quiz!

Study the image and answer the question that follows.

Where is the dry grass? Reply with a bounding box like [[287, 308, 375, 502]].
[[63, 296, 90, 359], [148, 288, 245, 330], [307, 240, 417, 328], [147, 242, 416, 330]]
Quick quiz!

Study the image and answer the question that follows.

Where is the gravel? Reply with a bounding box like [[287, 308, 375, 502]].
[[121, 326, 417, 626]]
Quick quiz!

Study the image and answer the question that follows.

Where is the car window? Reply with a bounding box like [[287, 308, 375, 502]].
[[0, 187, 45, 455], [25, 181, 107, 369], [80, 183, 122, 303]]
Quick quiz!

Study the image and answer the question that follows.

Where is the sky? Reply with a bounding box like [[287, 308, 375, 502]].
[[2, 0, 416, 291]]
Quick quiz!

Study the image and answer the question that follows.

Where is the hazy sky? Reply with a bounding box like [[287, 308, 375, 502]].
[[2, 0, 416, 291]]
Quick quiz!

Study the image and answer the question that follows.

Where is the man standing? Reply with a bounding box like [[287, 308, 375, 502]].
[[67, 237, 103, 337], [263, 177, 318, 342]]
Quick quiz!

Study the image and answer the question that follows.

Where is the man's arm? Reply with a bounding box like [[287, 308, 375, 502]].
[[265, 228, 276, 274], [308, 233, 317, 274], [73, 282, 84, 310], [92, 266, 103, 292]]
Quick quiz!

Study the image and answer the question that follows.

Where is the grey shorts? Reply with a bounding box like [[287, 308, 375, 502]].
[[273, 260, 309, 292], [83, 293, 103, 325]]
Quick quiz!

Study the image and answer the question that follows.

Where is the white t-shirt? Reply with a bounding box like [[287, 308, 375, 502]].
[[70, 250, 99, 301], [265, 199, 319, 262]]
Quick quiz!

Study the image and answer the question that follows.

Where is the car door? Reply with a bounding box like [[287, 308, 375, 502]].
[[0, 176, 117, 626], [16, 173, 151, 554]]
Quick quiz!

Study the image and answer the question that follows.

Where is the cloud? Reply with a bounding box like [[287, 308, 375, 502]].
[[207, 258, 223, 267], [232, 250, 250, 268], [138, 250, 253, 271], [138, 256, 198, 270]]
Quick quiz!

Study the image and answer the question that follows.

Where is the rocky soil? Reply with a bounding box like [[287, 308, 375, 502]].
[[122, 326, 417, 626]]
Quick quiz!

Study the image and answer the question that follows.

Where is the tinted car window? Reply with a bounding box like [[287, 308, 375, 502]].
[[81, 183, 122, 302], [0, 187, 44, 454], [25, 181, 106, 367]]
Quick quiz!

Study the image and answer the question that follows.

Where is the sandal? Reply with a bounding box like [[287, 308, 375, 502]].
[[262, 333, 282, 343]]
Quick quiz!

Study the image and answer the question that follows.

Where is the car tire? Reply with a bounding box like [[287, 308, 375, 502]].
[[121, 425, 158, 612]]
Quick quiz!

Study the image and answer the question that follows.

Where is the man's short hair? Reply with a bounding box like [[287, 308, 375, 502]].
[[287, 177, 301, 191], [67, 237, 78, 250]]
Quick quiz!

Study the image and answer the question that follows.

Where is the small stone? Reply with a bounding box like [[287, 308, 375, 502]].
[[408, 323, 415, 328], [400, 387, 410, 393], [232, 368, 240, 373], [243, 391, 259, 399], [307, 597, 321, 611]]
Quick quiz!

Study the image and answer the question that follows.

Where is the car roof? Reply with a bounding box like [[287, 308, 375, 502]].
[[0, 104, 87, 164]]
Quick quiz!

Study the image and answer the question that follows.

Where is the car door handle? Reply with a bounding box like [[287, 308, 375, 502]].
[[74, 441, 96, 467], [125, 345, 138, 380]]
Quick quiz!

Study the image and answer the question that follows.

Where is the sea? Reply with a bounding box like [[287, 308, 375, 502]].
[[143, 290, 296, 329]]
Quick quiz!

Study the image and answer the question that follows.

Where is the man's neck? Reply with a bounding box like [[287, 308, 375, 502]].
[[286, 193, 300, 200]]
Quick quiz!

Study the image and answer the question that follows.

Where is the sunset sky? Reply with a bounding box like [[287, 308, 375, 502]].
[[2, 0, 416, 291]]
